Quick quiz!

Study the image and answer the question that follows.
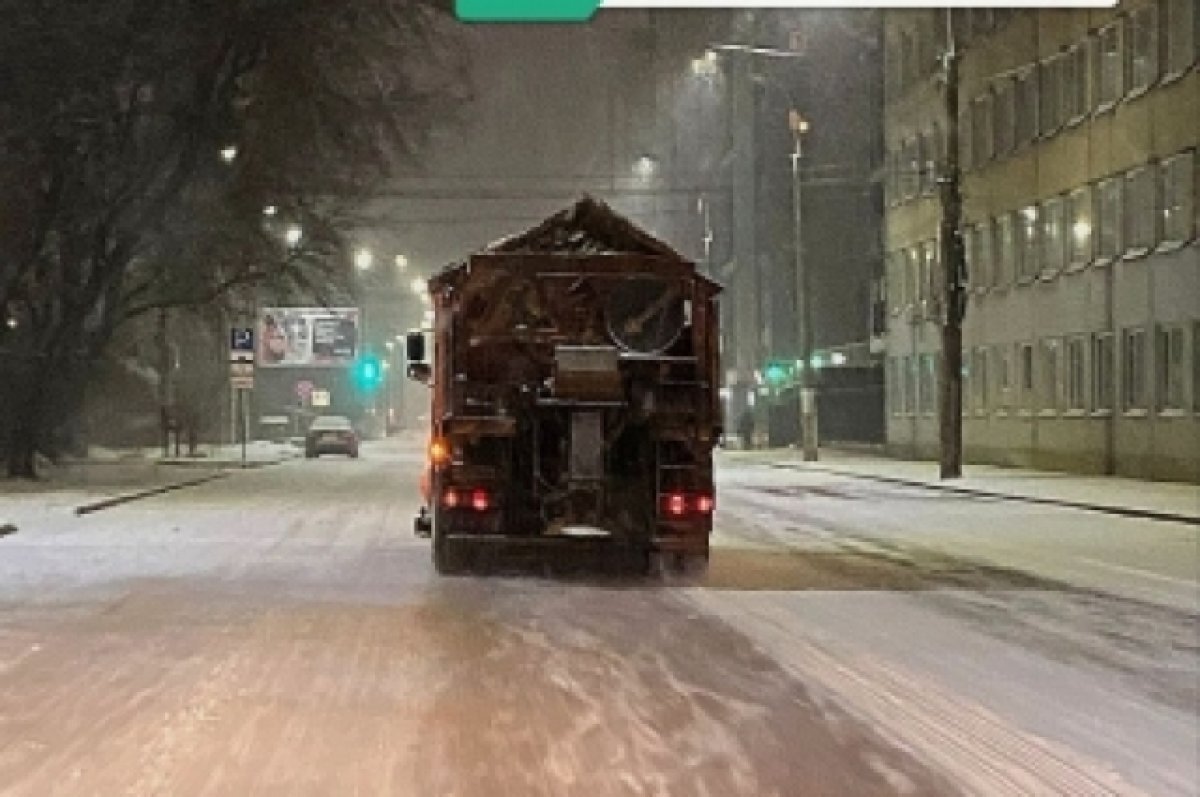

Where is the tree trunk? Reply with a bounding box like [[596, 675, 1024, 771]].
[[6, 385, 44, 479]]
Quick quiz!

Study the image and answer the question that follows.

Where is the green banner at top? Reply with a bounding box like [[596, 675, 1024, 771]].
[[456, 0, 600, 22]]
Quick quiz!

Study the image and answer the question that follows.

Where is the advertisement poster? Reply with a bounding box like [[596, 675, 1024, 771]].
[[258, 308, 359, 367]]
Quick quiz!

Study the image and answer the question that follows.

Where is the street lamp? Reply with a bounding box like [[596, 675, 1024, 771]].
[[409, 277, 426, 296], [394, 254, 409, 271], [789, 109, 817, 461], [220, 145, 238, 163], [355, 247, 374, 271], [285, 225, 303, 247], [263, 205, 278, 218]]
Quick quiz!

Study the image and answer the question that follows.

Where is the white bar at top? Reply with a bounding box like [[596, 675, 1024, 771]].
[[601, 0, 1116, 7]]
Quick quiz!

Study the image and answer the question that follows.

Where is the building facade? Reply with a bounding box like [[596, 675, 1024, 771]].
[[883, 2, 1199, 482]]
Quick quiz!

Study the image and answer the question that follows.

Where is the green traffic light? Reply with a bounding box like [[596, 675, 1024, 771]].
[[764, 362, 788, 385], [353, 355, 384, 391]]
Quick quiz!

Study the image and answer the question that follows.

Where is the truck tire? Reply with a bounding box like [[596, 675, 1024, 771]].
[[432, 512, 468, 575]]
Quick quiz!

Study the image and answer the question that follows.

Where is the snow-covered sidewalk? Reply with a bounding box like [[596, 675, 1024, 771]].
[[0, 441, 297, 530], [726, 447, 1200, 523]]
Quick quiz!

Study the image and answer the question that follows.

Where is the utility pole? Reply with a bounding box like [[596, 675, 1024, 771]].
[[789, 110, 817, 461], [938, 12, 966, 479]]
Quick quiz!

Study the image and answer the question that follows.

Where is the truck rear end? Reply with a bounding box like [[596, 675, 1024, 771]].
[[408, 198, 721, 574]]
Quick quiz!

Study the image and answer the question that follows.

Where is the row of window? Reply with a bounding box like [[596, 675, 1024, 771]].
[[886, 0, 1199, 204], [886, 150, 1196, 314], [886, 322, 1199, 417], [886, 9, 1019, 99]]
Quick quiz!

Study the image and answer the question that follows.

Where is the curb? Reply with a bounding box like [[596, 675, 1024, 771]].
[[764, 461, 1200, 527], [74, 471, 228, 516]]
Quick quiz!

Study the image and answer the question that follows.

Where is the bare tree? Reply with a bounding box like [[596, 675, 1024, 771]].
[[0, 0, 467, 477]]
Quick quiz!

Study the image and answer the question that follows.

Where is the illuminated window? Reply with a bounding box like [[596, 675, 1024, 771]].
[[1017, 205, 1040, 280], [1067, 186, 1094, 267], [1041, 196, 1065, 276]]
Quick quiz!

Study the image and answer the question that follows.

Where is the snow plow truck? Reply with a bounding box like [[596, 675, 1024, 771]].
[[406, 197, 721, 575]]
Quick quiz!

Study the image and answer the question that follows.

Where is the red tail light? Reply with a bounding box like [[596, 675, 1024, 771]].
[[470, 489, 490, 512], [696, 495, 715, 514], [665, 492, 687, 517], [442, 488, 460, 509]]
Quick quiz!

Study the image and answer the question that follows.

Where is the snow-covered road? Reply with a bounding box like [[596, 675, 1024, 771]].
[[0, 439, 1194, 795]]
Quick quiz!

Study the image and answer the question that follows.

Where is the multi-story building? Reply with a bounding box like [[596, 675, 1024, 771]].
[[883, 2, 1199, 482]]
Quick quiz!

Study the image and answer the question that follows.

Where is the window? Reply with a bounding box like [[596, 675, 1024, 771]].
[[1066, 336, 1087, 411], [1122, 327, 1147, 411], [1161, 150, 1196, 245], [996, 212, 1016, 286], [1124, 165, 1157, 255], [1164, 0, 1197, 76], [971, 94, 994, 165], [1020, 342, 1035, 410], [1097, 176, 1123, 261], [1039, 54, 1063, 135], [916, 133, 930, 196], [901, 29, 917, 89], [1017, 205, 1040, 280], [1094, 333, 1115, 412], [905, 355, 917, 413], [1014, 68, 1038, 148], [920, 240, 939, 312], [1157, 325, 1186, 411], [972, 347, 988, 412], [1067, 186, 1094, 268], [996, 344, 1012, 411], [902, 138, 920, 200], [1096, 21, 1125, 108], [1065, 43, 1090, 123], [969, 221, 993, 289], [1041, 196, 1066, 276], [993, 78, 1015, 157], [888, 358, 901, 415], [888, 252, 903, 313], [1039, 338, 1061, 412], [919, 352, 936, 415], [904, 247, 919, 310], [1130, 5, 1159, 94]]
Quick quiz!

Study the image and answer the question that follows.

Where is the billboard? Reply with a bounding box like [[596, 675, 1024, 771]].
[[258, 307, 359, 367]]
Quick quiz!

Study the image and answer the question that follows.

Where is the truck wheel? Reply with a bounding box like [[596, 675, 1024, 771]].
[[432, 513, 468, 575], [669, 550, 710, 579]]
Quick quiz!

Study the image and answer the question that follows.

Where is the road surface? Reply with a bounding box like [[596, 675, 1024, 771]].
[[0, 438, 1195, 795]]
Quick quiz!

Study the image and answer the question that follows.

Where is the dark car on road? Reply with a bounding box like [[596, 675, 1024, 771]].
[[304, 415, 360, 459]]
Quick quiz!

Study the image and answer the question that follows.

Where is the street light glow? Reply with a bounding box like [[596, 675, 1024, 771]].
[[355, 248, 374, 271], [220, 145, 238, 163], [285, 225, 303, 247], [633, 155, 658, 180], [395, 254, 409, 270], [410, 277, 426, 296], [263, 205, 278, 217]]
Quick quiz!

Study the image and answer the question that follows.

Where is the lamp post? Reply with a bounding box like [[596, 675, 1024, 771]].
[[789, 110, 818, 461]]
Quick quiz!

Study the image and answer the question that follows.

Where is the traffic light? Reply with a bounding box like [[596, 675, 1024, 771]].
[[764, 360, 790, 387], [353, 354, 384, 392]]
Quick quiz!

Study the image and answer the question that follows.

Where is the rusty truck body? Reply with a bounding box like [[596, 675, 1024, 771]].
[[407, 198, 721, 574]]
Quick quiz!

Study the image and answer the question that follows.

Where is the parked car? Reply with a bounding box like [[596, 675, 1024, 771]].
[[305, 416, 359, 459]]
